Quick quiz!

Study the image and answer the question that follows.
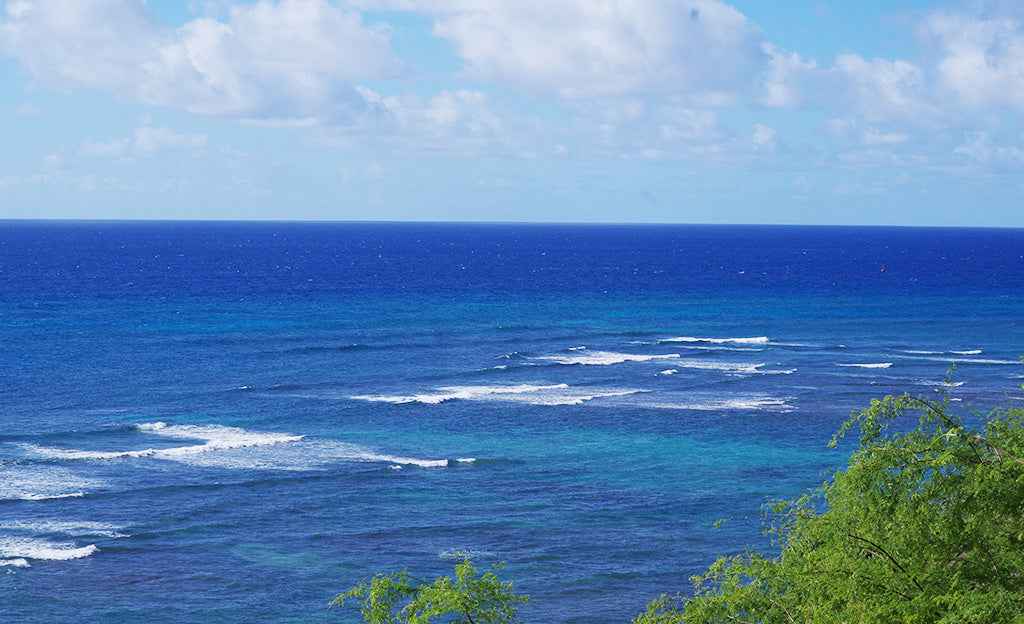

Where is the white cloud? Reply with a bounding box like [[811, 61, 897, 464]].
[[924, 11, 1024, 112], [565, 100, 783, 162], [11, 102, 43, 116], [0, 0, 403, 118], [321, 86, 533, 154], [830, 53, 939, 125], [132, 126, 206, 153], [953, 132, 1024, 165], [40, 151, 62, 169], [861, 130, 908, 146], [759, 43, 817, 108], [76, 174, 99, 193], [423, 0, 768, 101], [79, 126, 206, 159], [751, 123, 777, 151], [656, 106, 723, 143]]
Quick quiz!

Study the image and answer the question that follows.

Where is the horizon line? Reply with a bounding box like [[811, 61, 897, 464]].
[[0, 218, 1021, 231]]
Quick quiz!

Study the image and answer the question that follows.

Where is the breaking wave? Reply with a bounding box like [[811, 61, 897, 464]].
[[352, 384, 646, 406]]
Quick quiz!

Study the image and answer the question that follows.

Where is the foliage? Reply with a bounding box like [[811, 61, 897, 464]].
[[636, 389, 1024, 623], [330, 557, 529, 624]]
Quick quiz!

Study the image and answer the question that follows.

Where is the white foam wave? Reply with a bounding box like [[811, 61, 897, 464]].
[[0, 467, 103, 501], [22, 423, 304, 462], [914, 380, 965, 388], [897, 354, 1015, 364], [838, 363, 893, 369], [439, 548, 495, 560], [352, 384, 569, 405], [16, 423, 460, 473], [660, 336, 770, 345], [0, 537, 99, 562], [0, 521, 127, 539], [902, 349, 997, 361], [354, 451, 450, 468], [0, 558, 30, 568], [646, 395, 793, 411], [674, 360, 794, 375], [536, 351, 680, 366], [657, 369, 677, 375], [352, 384, 645, 406]]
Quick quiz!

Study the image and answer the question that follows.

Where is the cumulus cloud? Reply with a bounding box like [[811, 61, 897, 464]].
[[0, 0, 403, 118], [759, 43, 817, 108], [923, 11, 1024, 112], [830, 53, 939, 125], [411, 0, 769, 102], [9, 0, 1024, 171]]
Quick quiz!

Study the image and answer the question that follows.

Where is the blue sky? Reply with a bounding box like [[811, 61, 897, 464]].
[[1, 0, 1023, 225]]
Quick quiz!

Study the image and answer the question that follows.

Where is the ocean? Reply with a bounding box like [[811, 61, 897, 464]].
[[1, 221, 1022, 623]]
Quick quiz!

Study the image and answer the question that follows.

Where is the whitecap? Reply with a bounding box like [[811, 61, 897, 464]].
[[439, 548, 495, 560], [838, 363, 893, 369], [0, 536, 99, 562], [353, 451, 449, 468], [352, 384, 572, 404], [645, 395, 793, 411], [674, 360, 794, 375], [0, 521, 127, 539], [352, 384, 646, 406], [18, 423, 459, 473], [914, 380, 965, 388], [535, 351, 680, 366], [21, 423, 305, 463], [0, 467, 102, 501], [657, 369, 678, 375], [660, 336, 769, 345], [903, 349, 983, 356]]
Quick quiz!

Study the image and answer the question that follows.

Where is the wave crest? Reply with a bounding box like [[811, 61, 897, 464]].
[[352, 384, 645, 406]]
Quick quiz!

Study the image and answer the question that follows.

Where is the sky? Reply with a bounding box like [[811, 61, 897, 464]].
[[1, 0, 1024, 225]]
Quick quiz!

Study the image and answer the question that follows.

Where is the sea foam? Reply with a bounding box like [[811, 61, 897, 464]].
[[674, 360, 795, 375], [0, 467, 103, 501], [18, 423, 452, 472], [659, 336, 770, 346], [21, 423, 305, 462], [645, 395, 793, 411], [0, 521, 127, 539], [0, 519, 130, 566], [535, 351, 681, 366], [352, 383, 645, 406], [0, 537, 99, 564]]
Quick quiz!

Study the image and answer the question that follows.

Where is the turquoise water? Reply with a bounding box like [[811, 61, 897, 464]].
[[1, 222, 1022, 623]]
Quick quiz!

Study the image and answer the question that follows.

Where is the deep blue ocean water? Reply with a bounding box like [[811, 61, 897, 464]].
[[1, 221, 1023, 623]]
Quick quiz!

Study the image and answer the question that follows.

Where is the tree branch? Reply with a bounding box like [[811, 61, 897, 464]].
[[845, 532, 924, 594]]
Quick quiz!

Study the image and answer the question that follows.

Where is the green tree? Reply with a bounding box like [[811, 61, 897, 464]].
[[636, 390, 1024, 624], [331, 557, 529, 624]]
